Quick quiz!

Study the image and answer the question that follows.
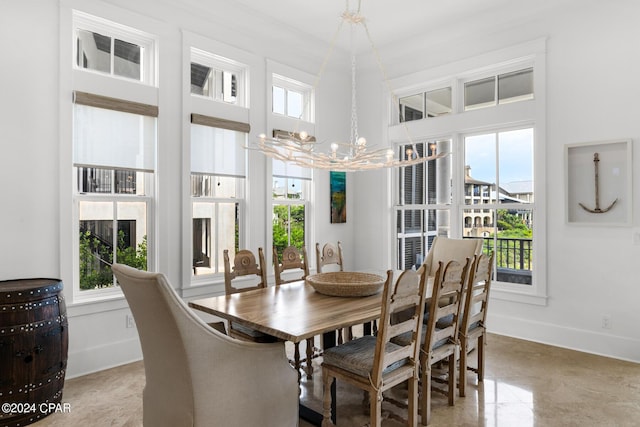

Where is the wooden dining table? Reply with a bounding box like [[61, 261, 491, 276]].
[[188, 277, 388, 426]]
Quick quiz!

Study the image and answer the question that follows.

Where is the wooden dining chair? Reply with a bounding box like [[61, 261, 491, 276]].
[[458, 252, 494, 397], [388, 258, 470, 425], [221, 248, 277, 343], [273, 245, 310, 285], [316, 241, 344, 273], [316, 241, 353, 344], [321, 269, 427, 427], [420, 258, 470, 425], [273, 245, 316, 378]]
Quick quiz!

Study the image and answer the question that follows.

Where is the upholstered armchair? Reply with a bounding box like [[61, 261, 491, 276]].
[[112, 263, 299, 427]]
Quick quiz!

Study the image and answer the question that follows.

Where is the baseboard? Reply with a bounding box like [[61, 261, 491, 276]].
[[488, 312, 640, 364], [66, 337, 143, 379]]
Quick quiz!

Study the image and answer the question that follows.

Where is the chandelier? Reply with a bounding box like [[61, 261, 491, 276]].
[[255, 0, 447, 172]]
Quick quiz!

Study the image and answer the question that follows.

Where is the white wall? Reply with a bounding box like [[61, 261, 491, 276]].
[[354, 0, 640, 362]]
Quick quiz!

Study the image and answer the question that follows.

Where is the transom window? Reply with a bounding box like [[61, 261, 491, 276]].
[[190, 48, 247, 106], [73, 11, 156, 85], [399, 87, 452, 123], [272, 74, 313, 121], [464, 67, 533, 111]]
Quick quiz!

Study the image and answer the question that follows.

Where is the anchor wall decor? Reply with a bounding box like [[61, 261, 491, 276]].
[[578, 152, 618, 214]]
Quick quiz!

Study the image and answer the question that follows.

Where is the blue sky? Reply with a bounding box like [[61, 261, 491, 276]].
[[464, 128, 533, 185]]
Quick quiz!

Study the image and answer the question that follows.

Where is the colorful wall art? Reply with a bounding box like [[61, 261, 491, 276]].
[[330, 171, 346, 223]]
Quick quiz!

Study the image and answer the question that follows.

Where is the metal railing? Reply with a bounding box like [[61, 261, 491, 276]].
[[479, 237, 532, 284]]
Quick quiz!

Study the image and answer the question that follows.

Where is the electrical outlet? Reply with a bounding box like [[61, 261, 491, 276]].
[[126, 314, 135, 329], [602, 315, 612, 329]]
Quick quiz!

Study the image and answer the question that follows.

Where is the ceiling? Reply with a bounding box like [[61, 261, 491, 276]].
[[221, 0, 578, 53]]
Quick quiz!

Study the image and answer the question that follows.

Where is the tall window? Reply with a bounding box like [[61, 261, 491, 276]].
[[190, 119, 247, 276], [72, 12, 157, 294], [393, 52, 542, 295], [268, 66, 315, 264]]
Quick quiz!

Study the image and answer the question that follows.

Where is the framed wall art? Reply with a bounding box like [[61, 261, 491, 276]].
[[565, 139, 632, 226], [330, 171, 346, 223]]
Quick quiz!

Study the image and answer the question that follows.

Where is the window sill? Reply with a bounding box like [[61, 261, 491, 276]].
[[491, 284, 548, 306]]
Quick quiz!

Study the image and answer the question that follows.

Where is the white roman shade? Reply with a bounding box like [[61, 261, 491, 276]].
[[190, 117, 248, 178], [73, 92, 157, 172]]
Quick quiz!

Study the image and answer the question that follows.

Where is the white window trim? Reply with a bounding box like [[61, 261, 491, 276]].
[[389, 38, 548, 306]]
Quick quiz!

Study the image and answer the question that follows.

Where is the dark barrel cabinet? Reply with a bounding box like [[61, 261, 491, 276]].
[[0, 279, 68, 427]]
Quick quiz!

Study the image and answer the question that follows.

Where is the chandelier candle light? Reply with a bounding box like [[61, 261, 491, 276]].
[[255, 0, 447, 172]]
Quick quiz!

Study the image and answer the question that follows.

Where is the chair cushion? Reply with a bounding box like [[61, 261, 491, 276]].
[[323, 335, 406, 377]]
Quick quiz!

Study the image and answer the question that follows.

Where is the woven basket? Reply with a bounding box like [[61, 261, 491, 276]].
[[306, 272, 385, 297]]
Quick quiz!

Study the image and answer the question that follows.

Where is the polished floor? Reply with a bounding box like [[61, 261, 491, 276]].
[[33, 334, 640, 426]]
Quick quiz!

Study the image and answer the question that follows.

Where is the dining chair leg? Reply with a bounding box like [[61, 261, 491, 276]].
[[370, 389, 383, 427], [459, 336, 468, 397], [448, 352, 457, 406], [322, 370, 335, 426], [478, 335, 485, 381], [408, 374, 419, 426], [420, 362, 432, 426]]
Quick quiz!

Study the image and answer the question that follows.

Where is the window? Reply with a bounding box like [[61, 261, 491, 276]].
[[272, 74, 313, 121], [395, 140, 452, 270], [272, 133, 311, 259], [72, 12, 157, 295], [190, 48, 246, 106], [190, 121, 247, 276], [398, 86, 452, 123], [73, 98, 156, 291], [392, 46, 544, 300], [463, 128, 534, 285], [464, 67, 533, 111], [74, 11, 156, 84]]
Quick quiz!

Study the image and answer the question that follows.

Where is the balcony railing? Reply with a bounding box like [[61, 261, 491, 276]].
[[477, 237, 532, 285]]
